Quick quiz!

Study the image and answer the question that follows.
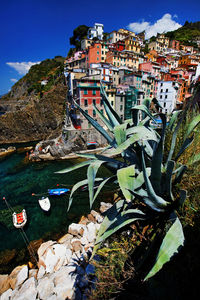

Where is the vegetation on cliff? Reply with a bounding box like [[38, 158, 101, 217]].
[[2, 56, 65, 101], [165, 21, 200, 47]]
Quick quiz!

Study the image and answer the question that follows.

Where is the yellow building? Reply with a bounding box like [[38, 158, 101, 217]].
[[124, 36, 141, 53]]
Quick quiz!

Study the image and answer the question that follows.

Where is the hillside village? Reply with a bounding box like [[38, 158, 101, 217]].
[[63, 23, 200, 130]]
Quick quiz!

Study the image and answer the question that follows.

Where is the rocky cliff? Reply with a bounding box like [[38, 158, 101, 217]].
[[0, 56, 67, 144], [0, 85, 67, 144]]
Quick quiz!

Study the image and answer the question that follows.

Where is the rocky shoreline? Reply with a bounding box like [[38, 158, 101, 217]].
[[0, 202, 112, 300]]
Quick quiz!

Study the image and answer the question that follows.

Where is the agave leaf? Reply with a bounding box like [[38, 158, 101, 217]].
[[167, 110, 182, 131], [100, 83, 122, 126], [93, 176, 116, 204], [165, 160, 175, 201], [143, 198, 165, 212], [184, 114, 200, 140], [178, 189, 187, 206], [152, 97, 163, 110], [87, 161, 105, 208], [97, 209, 146, 244], [144, 216, 184, 280], [77, 153, 125, 167], [56, 160, 94, 174], [132, 105, 156, 122], [166, 121, 180, 164], [150, 114, 166, 194], [114, 123, 127, 146], [110, 127, 158, 156], [73, 100, 115, 146], [175, 135, 194, 161], [91, 199, 125, 258], [67, 178, 103, 211], [93, 104, 113, 131], [173, 165, 187, 184], [141, 149, 169, 208], [117, 166, 135, 201]]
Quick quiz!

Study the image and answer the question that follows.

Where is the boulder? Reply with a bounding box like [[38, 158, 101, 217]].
[[0, 274, 10, 295], [37, 240, 56, 258], [11, 277, 37, 300], [91, 210, 103, 223], [37, 277, 54, 299], [15, 265, 28, 287], [0, 288, 12, 300], [37, 265, 45, 280], [99, 202, 112, 213], [9, 265, 27, 290], [71, 238, 82, 253], [58, 233, 73, 244], [68, 223, 85, 236], [86, 222, 97, 243], [29, 269, 38, 279], [44, 248, 59, 274]]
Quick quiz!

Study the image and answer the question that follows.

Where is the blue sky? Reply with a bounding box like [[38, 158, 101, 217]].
[[0, 0, 200, 95]]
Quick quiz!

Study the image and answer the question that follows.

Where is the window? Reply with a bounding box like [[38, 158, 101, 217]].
[[161, 83, 163, 86], [165, 95, 167, 99], [85, 110, 88, 114], [164, 102, 166, 107], [100, 99, 103, 106], [166, 88, 168, 92], [84, 99, 88, 106], [160, 95, 162, 99], [93, 99, 96, 105], [120, 105, 123, 111], [84, 89, 88, 95], [97, 51, 99, 55], [101, 109, 104, 114], [111, 101, 114, 106], [161, 89, 163, 93], [93, 110, 96, 117], [92, 90, 96, 95]]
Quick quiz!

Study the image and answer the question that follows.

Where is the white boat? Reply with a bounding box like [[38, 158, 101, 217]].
[[38, 197, 51, 211], [13, 209, 27, 228]]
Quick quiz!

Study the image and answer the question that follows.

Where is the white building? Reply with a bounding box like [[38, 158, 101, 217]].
[[157, 81, 180, 114], [88, 23, 104, 40], [88, 63, 113, 83]]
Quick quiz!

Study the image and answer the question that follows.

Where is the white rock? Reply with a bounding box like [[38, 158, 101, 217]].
[[54, 257, 65, 272], [58, 233, 73, 244], [47, 295, 57, 300], [86, 222, 97, 243], [80, 235, 88, 246], [100, 202, 112, 213], [91, 210, 103, 223], [68, 223, 85, 236], [12, 277, 37, 300], [37, 265, 45, 280], [15, 265, 28, 287], [29, 269, 38, 279], [54, 285, 75, 300], [0, 288, 12, 300], [95, 223, 101, 231], [44, 249, 59, 274], [52, 244, 67, 258], [37, 277, 54, 299], [37, 240, 56, 258], [63, 249, 72, 266], [71, 238, 82, 252], [53, 266, 76, 287]]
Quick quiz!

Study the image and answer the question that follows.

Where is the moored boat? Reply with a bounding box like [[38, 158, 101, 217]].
[[38, 197, 51, 211], [12, 209, 27, 228], [48, 188, 70, 196]]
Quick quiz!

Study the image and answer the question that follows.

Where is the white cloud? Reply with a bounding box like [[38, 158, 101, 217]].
[[6, 61, 40, 75], [127, 13, 182, 39], [10, 78, 18, 83]]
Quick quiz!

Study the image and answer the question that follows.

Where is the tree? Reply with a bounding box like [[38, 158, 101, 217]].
[[69, 25, 89, 50]]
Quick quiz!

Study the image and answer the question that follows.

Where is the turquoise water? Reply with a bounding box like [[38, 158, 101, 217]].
[[0, 146, 106, 252]]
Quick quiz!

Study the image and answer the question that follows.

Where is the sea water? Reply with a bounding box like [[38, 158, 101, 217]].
[[0, 145, 106, 252]]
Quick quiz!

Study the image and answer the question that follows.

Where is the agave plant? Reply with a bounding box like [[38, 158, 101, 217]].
[[57, 84, 200, 280]]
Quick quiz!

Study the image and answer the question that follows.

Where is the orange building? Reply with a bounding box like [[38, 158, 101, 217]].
[[85, 43, 102, 68]]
